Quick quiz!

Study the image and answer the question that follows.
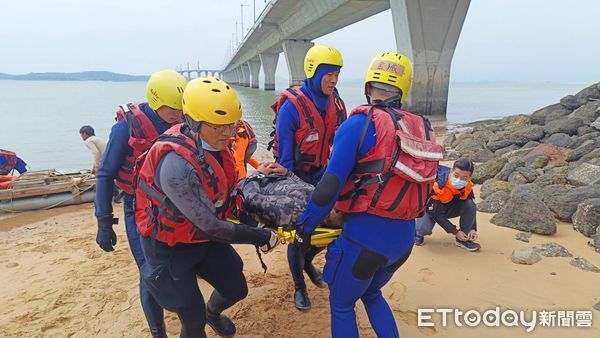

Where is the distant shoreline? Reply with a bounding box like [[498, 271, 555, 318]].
[[0, 71, 148, 82]]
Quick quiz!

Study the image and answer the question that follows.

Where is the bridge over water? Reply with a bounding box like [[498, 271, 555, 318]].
[[191, 0, 471, 117]]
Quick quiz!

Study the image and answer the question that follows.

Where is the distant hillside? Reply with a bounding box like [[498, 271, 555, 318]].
[[0, 71, 149, 82]]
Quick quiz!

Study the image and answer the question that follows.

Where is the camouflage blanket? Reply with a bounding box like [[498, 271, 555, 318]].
[[237, 173, 343, 230]]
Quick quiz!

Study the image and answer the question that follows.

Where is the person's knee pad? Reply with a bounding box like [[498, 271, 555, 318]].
[[352, 246, 387, 280], [312, 173, 340, 206]]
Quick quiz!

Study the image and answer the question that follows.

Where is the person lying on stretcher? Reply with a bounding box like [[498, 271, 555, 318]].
[[238, 170, 345, 231]]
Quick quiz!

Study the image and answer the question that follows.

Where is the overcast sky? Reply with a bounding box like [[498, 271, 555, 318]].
[[1, 0, 598, 82]]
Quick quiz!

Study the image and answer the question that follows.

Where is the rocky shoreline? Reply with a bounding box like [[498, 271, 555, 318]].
[[444, 82, 600, 253]]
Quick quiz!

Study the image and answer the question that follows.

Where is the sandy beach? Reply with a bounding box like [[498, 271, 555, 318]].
[[1, 175, 599, 338]]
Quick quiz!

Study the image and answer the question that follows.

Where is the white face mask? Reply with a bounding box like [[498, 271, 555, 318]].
[[201, 140, 219, 152], [450, 176, 467, 189]]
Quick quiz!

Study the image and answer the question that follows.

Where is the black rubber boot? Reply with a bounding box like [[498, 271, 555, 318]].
[[206, 310, 236, 337], [150, 326, 168, 338], [294, 287, 311, 311], [304, 263, 325, 288]]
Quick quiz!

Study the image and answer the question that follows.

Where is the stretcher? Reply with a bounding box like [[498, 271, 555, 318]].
[[276, 226, 341, 247], [228, 219, 341, 247]]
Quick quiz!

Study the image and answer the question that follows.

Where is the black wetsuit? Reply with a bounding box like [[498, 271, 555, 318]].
[[140, 151, 271, 338]]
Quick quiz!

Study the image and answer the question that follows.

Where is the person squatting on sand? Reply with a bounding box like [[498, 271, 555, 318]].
[[94, 69, 188, 337], [269, 44, 347, 310], [134, 77, 280, 338], [294, 52, 443, 338], [415, 159, 481, 251]]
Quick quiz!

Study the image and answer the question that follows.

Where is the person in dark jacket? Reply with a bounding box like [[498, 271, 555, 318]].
[[415, 159, 480, 251], [94, 69, 188, 337]]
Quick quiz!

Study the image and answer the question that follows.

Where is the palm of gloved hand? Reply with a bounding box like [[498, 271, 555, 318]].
[[96, 216, 118, 252]]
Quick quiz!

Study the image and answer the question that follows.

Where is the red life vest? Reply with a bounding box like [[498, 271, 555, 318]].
[[431, 177, 474, 204], [114, 103, 160, 195], [334, 105, 444, 220], [0, 149, 17, 175], [268, 87, 346, 172], [134, 124, 238, 246]]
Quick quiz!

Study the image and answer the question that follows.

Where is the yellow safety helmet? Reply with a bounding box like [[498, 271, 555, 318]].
[[182, 76, 242, 125], [146, 69, 188, 111], [304, 45, 343, 78], [364, 52, 413, 100]]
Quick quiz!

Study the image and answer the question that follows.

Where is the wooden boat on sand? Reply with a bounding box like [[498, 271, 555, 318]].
[[0, 170, 96, 213]]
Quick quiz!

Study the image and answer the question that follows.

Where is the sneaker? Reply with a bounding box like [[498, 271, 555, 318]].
[[414, 235, 425, 246], [455, 239, 481, 252], [206, 312, 236, 337], [304, 263, 326, 288], [294, 288, 311, 311]]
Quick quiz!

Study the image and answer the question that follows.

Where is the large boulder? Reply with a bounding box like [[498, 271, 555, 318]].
[[478, 191, 510, 213], [526, 154, 550, 169], [533, 166, 569, 186], [542, 185, 600, 221], [567, 140, 597, 162], [567, 163, 600, 186], [530, 103, 567, 125], [472, 158, 508, 184], [452, 133, 474, 148], [491, 185, 556, 235], [570, 132, 600, 149], [501, 148, 534, 160], [516, 166, 541, 183], [472, 130, 496, 145], [572, 198, 600, 237], [544, 118, 584, 136], [480, 179, 516, 200], [545, 108, 573, 123], [594, 229, 600, 254], [523, 144, 571, 164], [494, 144, 520, 157], [574, 82, 600, 101], [495, 158, 524, 181], [545, 133, 573, 148], [487, 125, 545, 152], [504, 114, 531, 127], [568, 100, 600, 124], [560, 94, 587, 110], [443, 133, 457, 149], [508, 171, 529, 184], [578, 125, 594, 136], [592, 117, 600, 131], [454, 139, 494, 163], [579, 148, 600, 164]]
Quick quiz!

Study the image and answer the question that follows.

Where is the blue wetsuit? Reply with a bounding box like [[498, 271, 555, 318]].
[[94, 102, 171, 335], [297, 110, 415, 338], [276, 64, 341, 290]]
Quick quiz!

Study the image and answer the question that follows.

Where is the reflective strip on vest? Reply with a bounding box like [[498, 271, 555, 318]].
[[394, 161, 437, 183], [399, 137, 445, 160]]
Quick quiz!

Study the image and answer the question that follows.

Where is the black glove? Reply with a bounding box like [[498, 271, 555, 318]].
[[96, 215, 118, 252], [294, 226, 312, 252]]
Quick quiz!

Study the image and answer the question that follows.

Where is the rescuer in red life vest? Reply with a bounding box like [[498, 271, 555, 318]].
[[94, 69, 188, 338], [294, 52, 444, 337], [269, 44, 347, 310], [135, 76, 281, 338]]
